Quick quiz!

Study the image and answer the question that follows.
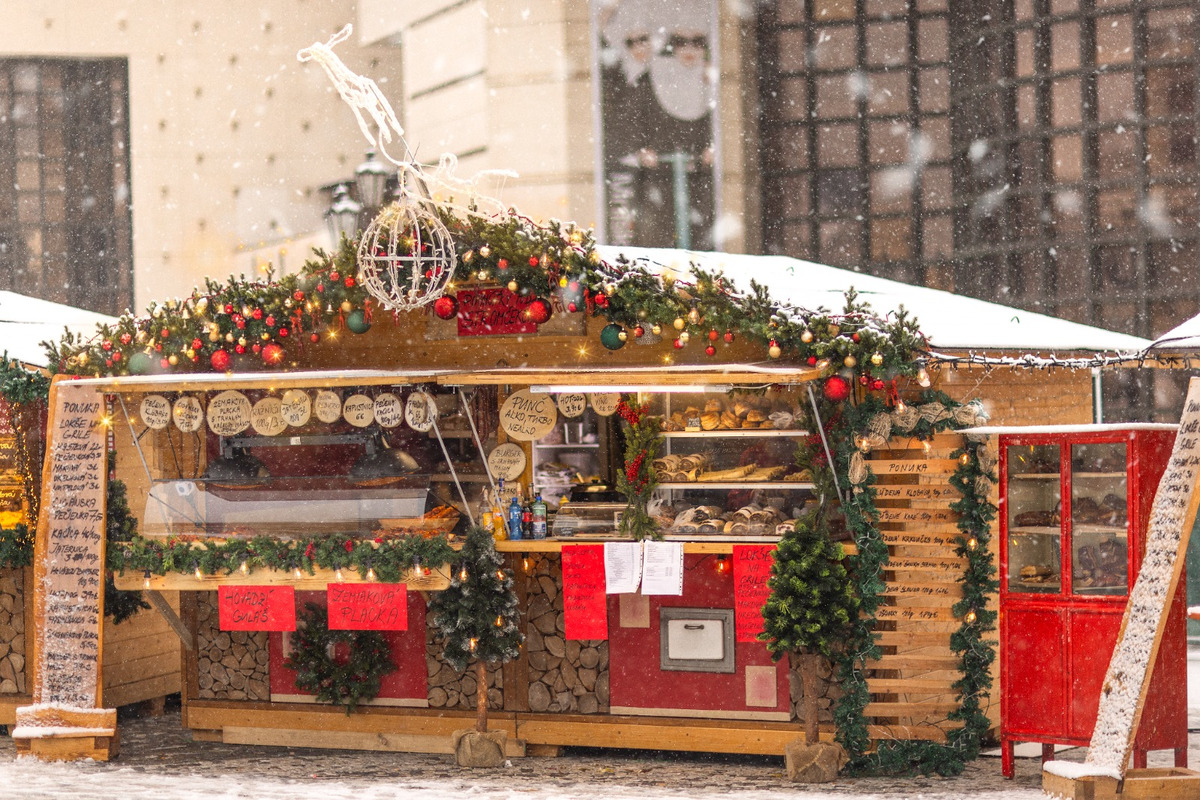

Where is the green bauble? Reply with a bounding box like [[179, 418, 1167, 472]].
[[600, 323, 627, 351], [128, 351, 155, 375], [346, 309, 371, 334]]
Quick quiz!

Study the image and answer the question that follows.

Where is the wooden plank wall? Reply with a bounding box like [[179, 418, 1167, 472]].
[[864, 433, 999, 741], [101, 592, 183, 708]]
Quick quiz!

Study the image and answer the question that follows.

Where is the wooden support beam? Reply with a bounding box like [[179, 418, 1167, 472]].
[[145, 590, 193, 651]]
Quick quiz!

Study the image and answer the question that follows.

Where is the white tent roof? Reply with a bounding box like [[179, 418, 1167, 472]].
[[0, 291, 116, 367], [1148, 313, 1200, 352], [598, 247, 1151, 353]]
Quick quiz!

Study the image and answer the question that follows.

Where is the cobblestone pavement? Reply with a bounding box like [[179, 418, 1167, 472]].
[[0, 703, 1097, 799]]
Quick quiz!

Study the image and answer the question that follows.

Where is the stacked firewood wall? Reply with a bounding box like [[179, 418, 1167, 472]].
[[0, 570, 25, 695], [195, 592, 270, 701]]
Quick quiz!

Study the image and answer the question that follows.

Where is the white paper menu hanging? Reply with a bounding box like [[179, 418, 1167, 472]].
[[604, 541, 642, 594], [641, 540, 683, 595]]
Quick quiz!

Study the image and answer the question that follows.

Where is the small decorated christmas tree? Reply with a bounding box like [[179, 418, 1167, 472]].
[[429, 525, 523, 734], [760, 508, 858, 745]]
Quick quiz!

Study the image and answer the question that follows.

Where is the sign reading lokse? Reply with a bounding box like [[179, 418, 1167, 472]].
[[22, 381, 109, 722]]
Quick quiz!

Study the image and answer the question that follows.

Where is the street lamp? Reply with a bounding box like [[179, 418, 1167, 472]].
[[325, 183, 361, 245], [355, 149, 391, 210]]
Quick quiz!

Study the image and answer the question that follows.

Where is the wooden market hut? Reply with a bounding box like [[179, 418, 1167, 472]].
[[13, 240, 1155, 763]]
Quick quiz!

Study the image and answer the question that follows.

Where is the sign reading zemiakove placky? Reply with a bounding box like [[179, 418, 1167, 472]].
[[14, 378, 116, 760]]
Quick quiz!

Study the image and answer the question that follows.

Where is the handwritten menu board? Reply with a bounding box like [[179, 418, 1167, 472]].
[[556, 393, 587, 419], [733, 546, 774, 642], [499, 390, 557, 441], [342, 394, 375, 427], [218, 585, 297, 631], [454, 286, 537, 337], [487, 442, 527, 482], [562, 545, 608, 640], [327, 583, 408, 630], [1086, 379, 1200, 773], [31, 381, 108, 709]]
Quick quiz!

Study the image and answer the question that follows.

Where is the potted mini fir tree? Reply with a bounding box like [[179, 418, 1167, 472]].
[[760, 508, 858, 781], [429, 525, 523, 767]]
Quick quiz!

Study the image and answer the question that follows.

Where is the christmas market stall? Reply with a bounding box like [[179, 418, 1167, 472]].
[[4, 191, 1163, 774], [0, 291, 190, 732]]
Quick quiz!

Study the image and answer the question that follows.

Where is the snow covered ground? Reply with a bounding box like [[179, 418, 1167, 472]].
[[2, 650, 1199, 799]]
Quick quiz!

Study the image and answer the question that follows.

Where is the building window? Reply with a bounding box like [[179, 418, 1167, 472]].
[[0, 58, 132, 316]]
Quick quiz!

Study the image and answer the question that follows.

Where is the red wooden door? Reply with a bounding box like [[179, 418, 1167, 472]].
[[1004, 607, 1066, 736], [1066, 608, 1122, 739]]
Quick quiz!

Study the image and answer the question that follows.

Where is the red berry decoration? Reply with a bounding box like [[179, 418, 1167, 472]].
[[523, 298, 551, 325], [723, 330, 734, 343], [823, 375, 851, 402], [433, 295, 458, 320], [210, 349, 231, 372], [262, 343, 285, 365], [705, 344, 716, 356]]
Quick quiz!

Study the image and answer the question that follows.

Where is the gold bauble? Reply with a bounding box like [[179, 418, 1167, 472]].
[[226, 333, 235, 343], [479, 245, 491, 258], [801, 330, 814, 343], [828, 324, 840, 336], [871, 352, 883, 366], [651, 324, 663, 336], [507, 280, 519, 292], [673, 317, 685, 330], [261, 332, 271, 341], [341, 300, 352, 313], [844, 355, 857, 368], [209, 331, 220, 342], [679, 331, 690, 344], [559, 276, 569, 288], [168, 354, 178, 366], [769, 344, 782, 359]]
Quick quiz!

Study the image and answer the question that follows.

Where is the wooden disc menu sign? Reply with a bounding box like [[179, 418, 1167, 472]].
[[405, 391, 436, 433], [314, 390, 342, 424], [589, 392, 620, 417], [173, 395, 203, 433], [251, 397, 287, 437], [488, 442, 527, 482], [207, 390, 251, 436], [556, 393, 587, 419], [500, 389, 558, 441], [280, 389, 311, 427], [139, 395, 171, 430], [374, 393, 404, 428], [342, 394, 375, 428], [13, 378, 116, 761]]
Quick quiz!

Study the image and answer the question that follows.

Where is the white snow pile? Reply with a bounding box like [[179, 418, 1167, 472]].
[[1042, 759, 1122, 781]]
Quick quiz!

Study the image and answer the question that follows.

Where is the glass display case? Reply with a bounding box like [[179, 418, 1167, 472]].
[[643, 388, 815, 538], [530, 407, 610, 510], [998, 426, 1186, 778]]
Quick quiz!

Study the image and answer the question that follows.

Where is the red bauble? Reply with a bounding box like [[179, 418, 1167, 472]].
[[105, 359, 112, 368], [497, 258, 508, 270], [568, 281, 580, 293], [159, 358, 170, 370], [823, 376, 851, 402], [529, 256, 539, 267], [210, 349, 231, 372], [723, 330, 734, 343], [871, 379, 885, 391], [293, 291, 305, 302], [224, 303, 234, 314], [101, 340, 112, 351], [161, 328, 169, 338], [112, 351, 121, 362], [705, 344, 716, 356], [595, 293, 608, 308], [567, 302, 578, 313], [673, 338, 684, 349], [252, 344, 261, 354], [807, 356, 818, 366], [310, 333, 319, 343], [329, 271, 340, 281], [191, 338, 203, 350], [235, 344, 246, 354], [252, 308, 263, 320], [433, 295, 458, 320], [316, 283, 324, 293], [265, 315, 275, 327], [859, 374, 870, 385], [708, 329, 719, 342], [119, 333, 132, 345], [345, 277, 355, 288], [852, 332, 860, 342], [634, 325, 645, 338], [523, 298, 551, 324], [262, 343, 285, 365]]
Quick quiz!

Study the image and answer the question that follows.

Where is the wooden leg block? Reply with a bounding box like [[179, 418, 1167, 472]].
[[526, 743, 561, 757], [1043, 768, 1200, 800], [18, 735, 118, 762]]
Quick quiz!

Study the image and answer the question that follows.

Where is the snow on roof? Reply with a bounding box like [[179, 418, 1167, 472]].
[[598, 246, 1152, 354], [1147, 312, 1200, 352], [0, 291, 117, 367]]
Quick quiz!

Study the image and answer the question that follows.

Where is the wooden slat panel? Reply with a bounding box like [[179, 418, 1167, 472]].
[[874, 606, 956, 622], [864, 700, 960, 716], [113, 566, 451, 592], [879, 585, 962, 603], [866, 678, 956, 692], [873, 630, 956, 646], [870, 459, 959, 476], [877, 508, 959, 525], [880, 531, 960, 546], [868, 655, 961, 670], [874, 484, 960, 502]]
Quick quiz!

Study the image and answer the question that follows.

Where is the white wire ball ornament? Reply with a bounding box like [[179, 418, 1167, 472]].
[[356, 201, 457, 312]]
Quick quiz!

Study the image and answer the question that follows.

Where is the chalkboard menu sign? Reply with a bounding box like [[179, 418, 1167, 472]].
[[29, 380, 109, 710]]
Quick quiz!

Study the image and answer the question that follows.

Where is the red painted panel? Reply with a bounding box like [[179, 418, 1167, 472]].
[[1004, 607, 1065, 736], [268, 589, 428, 702], [608, 554, 789, 715], [1066, 608, 1121, 739]]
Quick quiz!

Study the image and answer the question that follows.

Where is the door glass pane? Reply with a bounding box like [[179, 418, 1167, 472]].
[[1007, 444, 1061, 594], [1070, 442, 1128, 596]]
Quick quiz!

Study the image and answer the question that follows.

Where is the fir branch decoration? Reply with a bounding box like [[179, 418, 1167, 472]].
[[284, 602, 396, 714], [614, 398, 662, 541], [428, 526, 523, 732], [0, 524, 33, 569], [104, 474, 151, 624]]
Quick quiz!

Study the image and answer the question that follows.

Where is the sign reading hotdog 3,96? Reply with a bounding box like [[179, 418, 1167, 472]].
[[499, 390, 558, 441]]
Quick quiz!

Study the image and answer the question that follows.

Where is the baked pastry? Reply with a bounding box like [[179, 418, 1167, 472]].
[[720, 411, 740, 429], [701, 411, 720, 430], [704, 399, 723, 412], [745, 409, 766, 423]]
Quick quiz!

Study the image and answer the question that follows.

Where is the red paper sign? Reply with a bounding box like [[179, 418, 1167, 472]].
[[733, 545, 775, 642], [218, 585, 296, 631], [562, 545, 608, 640], [326, 583, 408, 630], [455, 287, 537, 336]]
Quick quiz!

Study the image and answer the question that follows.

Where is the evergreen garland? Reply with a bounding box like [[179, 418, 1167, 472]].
[[109, 531, 457, 583], [104, 474, 151, 624], [283, 601, 396, 714], [614, 398, 663, 541], [0, 525, 32, 569], [0, 355, 50, 405]]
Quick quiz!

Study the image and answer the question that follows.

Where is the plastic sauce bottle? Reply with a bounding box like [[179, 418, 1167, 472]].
[[508, 496, 524, 541], [532, 493, 547, 539], [491, 492, 506, 540]]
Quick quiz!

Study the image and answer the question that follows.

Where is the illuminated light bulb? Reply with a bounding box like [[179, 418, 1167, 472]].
[[522, 557, 531, 573], [293, 567, 302, 579], [143, 570, 151, 590], [423, 567, 431, 576], [194, 568, 203, 581], [859, 438, 870, 453], [496, 570, 505, 580], [716, 555, 729, 574], [239, 560, 248, 574], [965, 610, 977, 624], [495, 615, 504, 627], [967, 538, 978, 550], [460, 567, 468, 581], [895, 399, 906, 412], [687, 307, 700, 325], [922, 441, 932, 455], [917, 368, 931, 388], [960, 453, 971, 465], [335, 568, 344, 581], [366, 568, 376, 581], [469, 637, 478, 651]]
